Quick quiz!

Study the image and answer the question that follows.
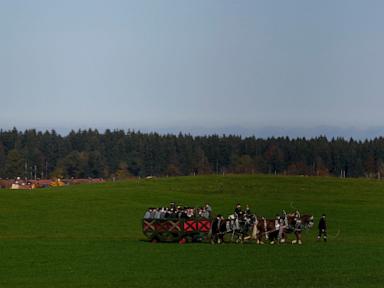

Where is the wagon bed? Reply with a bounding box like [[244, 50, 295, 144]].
[[142, 218, 212, 242]]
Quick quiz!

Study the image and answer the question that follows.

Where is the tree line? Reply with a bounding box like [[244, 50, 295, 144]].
[[1, 128, 384, 179]]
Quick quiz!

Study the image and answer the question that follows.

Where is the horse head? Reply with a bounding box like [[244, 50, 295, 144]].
[[301, 214, 314, 229], [227, 214, 236, 220], [286, 211, 314, 229]]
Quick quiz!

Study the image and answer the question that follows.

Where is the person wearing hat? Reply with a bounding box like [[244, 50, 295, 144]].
[[234, 203, 243, 218], [234, 204, 243, 231], [317, 214, 327, 242]]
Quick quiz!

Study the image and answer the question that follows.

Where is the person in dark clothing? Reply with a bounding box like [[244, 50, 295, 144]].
[[218, 216, 226, 235], [234, 204, 243, 218], [245, 204, 251, 216], [233, 204, 244, 231], [317, 214, 327, 242], [211, 215, 224, 244]]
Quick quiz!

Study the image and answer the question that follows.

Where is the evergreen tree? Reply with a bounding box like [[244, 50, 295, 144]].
[[0, 143, 5, 177], [2, 128, 384, 179], [4, 149, 25, 178]]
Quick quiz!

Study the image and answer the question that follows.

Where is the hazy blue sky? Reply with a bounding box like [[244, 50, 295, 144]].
[[1, 0, 384, 137]]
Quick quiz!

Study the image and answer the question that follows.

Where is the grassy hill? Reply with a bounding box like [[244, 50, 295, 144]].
[[0, 175, 383, 287]]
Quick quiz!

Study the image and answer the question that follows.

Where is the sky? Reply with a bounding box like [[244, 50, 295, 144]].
[[1, 0, 384, 138]]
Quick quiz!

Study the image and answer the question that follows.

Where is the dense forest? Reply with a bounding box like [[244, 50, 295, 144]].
[[1, 128, 384, 179]]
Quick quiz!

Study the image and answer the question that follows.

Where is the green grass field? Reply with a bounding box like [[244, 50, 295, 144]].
[[0, 175, 383, 287]]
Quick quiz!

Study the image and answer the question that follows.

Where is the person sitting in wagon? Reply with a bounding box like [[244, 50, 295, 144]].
[[200, 208, 210, 218], [159, 207, 166, 219], [186, 207, 194, 218], [144, 208, 152, 219], [154, 208, 161, 219]]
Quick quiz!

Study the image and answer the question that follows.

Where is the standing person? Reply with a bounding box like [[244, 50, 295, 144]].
[[205, 203, 212, 218], [234, 203, 243, 231], [274, 214, 280, 230], [211, 215, 223, 244], [278, 210, 288, 243], [292, 213, 302, 245], [245, 204, 252, 216], [278, 216, 285, 243], [201, 208, 210, 219], [218, 215, 226, 243], [317, 214, 327, 242], [234, 203, 243, 218]]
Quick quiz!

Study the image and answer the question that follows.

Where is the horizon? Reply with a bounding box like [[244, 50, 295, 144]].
[[2, 125, 384, 140]]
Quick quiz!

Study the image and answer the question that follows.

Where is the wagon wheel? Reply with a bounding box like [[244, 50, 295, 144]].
[[178, 237, 187, 245], [159, 231, 178, 242], [151, 238, 158, 243]]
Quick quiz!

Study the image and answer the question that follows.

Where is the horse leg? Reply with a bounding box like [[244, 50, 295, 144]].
[[280, 232, 286, 243], [282, 229, 287, 243], [269, 232, 274, 244], [292, 231, 302, 244], [297, 232, 302, 245], [270, 231, 278, 244], [251, 223, 257, 240], [256, 232, 263, 244]]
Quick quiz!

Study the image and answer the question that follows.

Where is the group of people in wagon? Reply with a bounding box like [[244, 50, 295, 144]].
[[143, 202, 212, 220]]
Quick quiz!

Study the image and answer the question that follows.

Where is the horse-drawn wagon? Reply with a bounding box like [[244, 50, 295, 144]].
[[142, 218, 211, 243], [142, 203, 314, 245]]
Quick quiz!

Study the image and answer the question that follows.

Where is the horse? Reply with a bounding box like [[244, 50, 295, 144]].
[[224, 214, 256, 243], [218, 211, 314, 245], [247, 216, 280, 244], [227, 214, 283, 244], [250, 212, 314, 245], [283, 212, 314, 244]]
